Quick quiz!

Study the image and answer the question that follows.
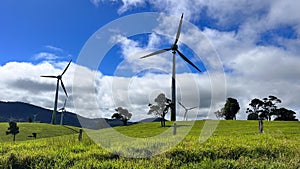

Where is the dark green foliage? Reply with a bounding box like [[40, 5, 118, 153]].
[[261, 96, 281, 121], [273, 108, 298, 121], [112, 107, 132, 126], [223, 98, 240, 120], [246, 98, 263, 115], [247, 96, 297, 121], [6, 121, 19, 141], [247, 113, 259, 120]]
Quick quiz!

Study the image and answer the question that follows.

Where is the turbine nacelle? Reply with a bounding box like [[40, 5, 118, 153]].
[[171, 44, 178, 51]]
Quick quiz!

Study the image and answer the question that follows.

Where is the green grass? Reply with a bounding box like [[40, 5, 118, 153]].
[[0, 120, 300, 168], [0, 122, 80, 142]]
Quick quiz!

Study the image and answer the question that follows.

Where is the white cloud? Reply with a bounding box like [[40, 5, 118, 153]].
[[266, 0, 300, 27], [117, 0, 145, 14], [90, 0, 145, 14], [45, 45, 63, 53], [34, 52, 60, 61], [1, 57, 300, 121]]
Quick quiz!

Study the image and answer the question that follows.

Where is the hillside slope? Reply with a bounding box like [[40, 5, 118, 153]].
[[0, 101, 134, 129]]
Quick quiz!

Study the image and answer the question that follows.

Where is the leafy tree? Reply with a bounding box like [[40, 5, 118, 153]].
[[223, 98, 240, 120], [273, 108, 298, 121], [261, 95, 281, 121], [6, 121, 19, 141], [112, 107, 132, 126], [214, 108, 224, 119], [147, 93, 171, 127], [247, 113, 259, 120], [246, 98, 264, 120]]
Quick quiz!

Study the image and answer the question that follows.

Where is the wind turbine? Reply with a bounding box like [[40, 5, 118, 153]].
[[33, 114, 39, 122], [58, 98, 67, 125], [41, 60, 71, 124], [140, 13, 202, 121], [178, 101, 198, 121]]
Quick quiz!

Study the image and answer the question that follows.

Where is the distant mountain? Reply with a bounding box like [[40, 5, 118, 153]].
[[0, 101, 134, 129]]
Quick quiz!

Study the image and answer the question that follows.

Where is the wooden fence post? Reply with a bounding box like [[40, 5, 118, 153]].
[[259, 119, 263, 133], [173, 122, 177, 135], [78, 129, 83, 141]]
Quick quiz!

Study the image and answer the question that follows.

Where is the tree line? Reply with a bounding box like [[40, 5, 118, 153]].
[[215, 95, 298, 121]]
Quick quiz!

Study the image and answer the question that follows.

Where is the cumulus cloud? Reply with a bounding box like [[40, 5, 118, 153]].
[[0, 60, 222, 121]]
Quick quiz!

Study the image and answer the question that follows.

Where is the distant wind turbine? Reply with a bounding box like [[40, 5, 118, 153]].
[[41, 60, 71, 124], [58, 98, 67, 125], [140, 13, 202, 121], [33, 114, 39, 122], [178, 101, 197, 121]]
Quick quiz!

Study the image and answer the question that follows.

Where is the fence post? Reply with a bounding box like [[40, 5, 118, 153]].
[[78, 129, 83, 141], [173, 122, 177, 135], [259, 119, 263, 133]]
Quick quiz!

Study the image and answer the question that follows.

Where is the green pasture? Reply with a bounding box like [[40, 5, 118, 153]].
[[0, 120, 299, 168]]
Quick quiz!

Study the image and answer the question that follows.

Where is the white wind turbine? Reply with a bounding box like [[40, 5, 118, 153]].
[[140, 14, 202, 121], [178, 101, 198, 121], [41, 60, 71, 124]]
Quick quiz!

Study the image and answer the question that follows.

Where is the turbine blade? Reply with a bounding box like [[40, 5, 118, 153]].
[[176, 49, 201, 72], [174, 13, 184, 45], [140, 48, 171, 59], [178, 101, 186, 109], [61, 60, 72, 76], [188, 106, 198, 110], [63, 99, 67, 108], [40, 75, 57, 78], [60, 80, 68, 97]]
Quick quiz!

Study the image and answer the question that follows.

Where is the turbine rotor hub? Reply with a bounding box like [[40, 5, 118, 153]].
[[171, 44, 178, 51]]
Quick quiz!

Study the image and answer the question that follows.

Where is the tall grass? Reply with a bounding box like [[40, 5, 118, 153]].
[[0, 120, 299, 168]]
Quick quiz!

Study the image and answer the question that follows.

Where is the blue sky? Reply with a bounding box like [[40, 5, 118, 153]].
[[0, 0, 118, 64], [1, 0, 300, 121]]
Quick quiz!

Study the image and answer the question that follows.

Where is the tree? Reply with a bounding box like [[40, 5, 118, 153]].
[[273, 108, 298, 121], [112, 107, 132, 126], [6, 121, 19, 142], [261, 95, 281, 121], [223, 98, 240, 120], [214, 108, 224, 119], [147, 93, 171, 127], [247, 113, 259, 120], [246, 98, 264, 120]]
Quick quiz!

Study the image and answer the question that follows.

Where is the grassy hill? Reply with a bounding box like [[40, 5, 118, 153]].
[[0, 120, 300, 168], [0, 122, 80, 142]]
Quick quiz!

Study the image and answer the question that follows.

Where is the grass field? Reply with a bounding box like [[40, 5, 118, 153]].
[[0, 123, 80, 142], [0, 120, 299, 168]]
